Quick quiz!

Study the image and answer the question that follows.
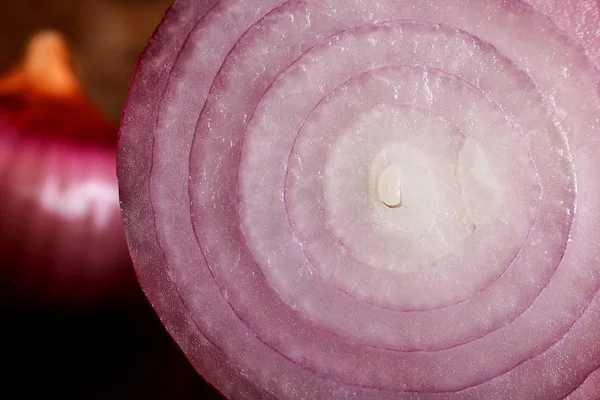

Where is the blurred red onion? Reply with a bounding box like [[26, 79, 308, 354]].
[[0, 31, 137, 307]]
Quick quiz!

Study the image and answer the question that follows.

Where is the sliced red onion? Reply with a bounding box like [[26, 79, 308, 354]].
[[118, 0, 600, 398]]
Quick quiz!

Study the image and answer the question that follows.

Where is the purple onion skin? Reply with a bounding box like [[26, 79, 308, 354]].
[[0, 31, 139, 308], [119, 0, 600, 399]]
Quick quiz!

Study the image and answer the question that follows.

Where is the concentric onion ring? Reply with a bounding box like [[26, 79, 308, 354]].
[[118, 0, 600, 399]]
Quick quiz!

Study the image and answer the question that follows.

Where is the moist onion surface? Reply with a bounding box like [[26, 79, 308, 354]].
[[118, 0, 600, 398]]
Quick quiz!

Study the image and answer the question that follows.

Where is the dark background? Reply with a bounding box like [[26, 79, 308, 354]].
[[0, 1, 223, 398], [0, 0, 172, 124]]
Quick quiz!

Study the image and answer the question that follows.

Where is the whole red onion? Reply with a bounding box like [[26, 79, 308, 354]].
[[118, 0, 600, 398], [0, 31, 137, 307]]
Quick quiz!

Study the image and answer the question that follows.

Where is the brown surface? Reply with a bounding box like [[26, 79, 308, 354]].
[[0, 0, 173, 123]]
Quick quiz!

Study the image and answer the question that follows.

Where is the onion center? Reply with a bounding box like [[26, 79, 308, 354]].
[[377, 164, 403, 208]]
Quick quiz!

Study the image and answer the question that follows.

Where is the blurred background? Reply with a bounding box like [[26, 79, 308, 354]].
[[0, 0, 171, 124], [0, 1, 222, 398]]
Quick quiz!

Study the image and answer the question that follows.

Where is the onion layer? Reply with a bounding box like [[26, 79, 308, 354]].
[[118, 0, 600, 398]]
